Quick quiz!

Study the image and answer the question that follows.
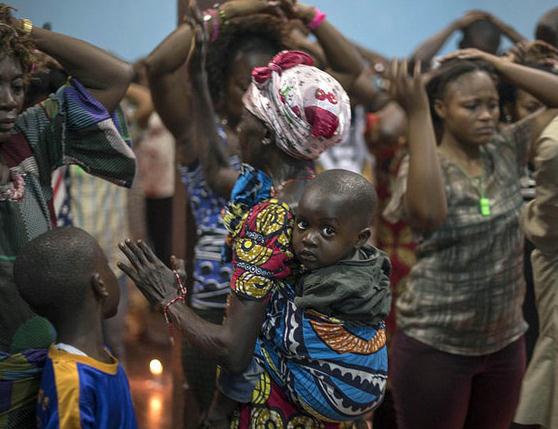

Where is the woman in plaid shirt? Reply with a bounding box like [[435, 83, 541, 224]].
[[384, 51, 558, 429]]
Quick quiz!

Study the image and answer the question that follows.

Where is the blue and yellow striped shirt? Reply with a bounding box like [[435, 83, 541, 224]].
[[37, 345, 137, 429]]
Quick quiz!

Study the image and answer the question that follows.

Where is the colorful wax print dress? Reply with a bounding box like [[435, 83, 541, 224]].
[[224, 165, 388, 428]]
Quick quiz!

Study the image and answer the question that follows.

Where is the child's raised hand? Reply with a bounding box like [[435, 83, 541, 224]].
[[386, 58, 429, 114], [118, 239, 178, 309]]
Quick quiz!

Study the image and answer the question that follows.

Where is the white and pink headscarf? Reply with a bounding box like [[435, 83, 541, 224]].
[[242, 50, 351, 161]]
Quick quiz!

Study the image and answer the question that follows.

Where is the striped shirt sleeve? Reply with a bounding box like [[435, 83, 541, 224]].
[[16, 78, 136, 188]]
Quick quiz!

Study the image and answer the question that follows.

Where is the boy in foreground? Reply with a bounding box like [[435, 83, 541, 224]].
[[14, 227, 138, 429]]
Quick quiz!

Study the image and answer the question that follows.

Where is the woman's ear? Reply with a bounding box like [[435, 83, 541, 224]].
[[356, 228, 372, 248], [262, 128, 274, 145], [434, 98, 446, 120]]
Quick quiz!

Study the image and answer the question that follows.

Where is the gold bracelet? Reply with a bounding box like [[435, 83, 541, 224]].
[[21, 18, 32, 34]]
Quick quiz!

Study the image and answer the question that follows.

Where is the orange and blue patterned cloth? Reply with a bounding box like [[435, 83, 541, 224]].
[[224, 165, 388, 426]]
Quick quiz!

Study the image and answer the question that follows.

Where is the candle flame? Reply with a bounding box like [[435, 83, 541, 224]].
[[149, 359, 163, 376]]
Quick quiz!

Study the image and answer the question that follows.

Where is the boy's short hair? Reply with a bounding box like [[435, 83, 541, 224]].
[[307, 169, 377, 228], [14, 227, 100, 324]]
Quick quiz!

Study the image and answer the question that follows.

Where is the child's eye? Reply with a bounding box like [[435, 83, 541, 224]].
[[321, 226, 335, 237], [297, 220, 308, 230]]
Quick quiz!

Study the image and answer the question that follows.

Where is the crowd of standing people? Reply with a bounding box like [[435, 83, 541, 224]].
[[1, 1, 558, 428]]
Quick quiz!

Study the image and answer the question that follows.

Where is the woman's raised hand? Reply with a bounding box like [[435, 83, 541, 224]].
[[185, 0, 208, 80], [118, 240, 178, 309], [386, 58, 429, 114], [438, 48, 503, 66], [220, 0, 285, 19], [170, 255, 188, 287], [290, 2, 317, 23]]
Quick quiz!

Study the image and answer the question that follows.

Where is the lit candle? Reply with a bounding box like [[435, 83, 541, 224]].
[[148, 393, 163, 425], [149, 359, 163, 376]]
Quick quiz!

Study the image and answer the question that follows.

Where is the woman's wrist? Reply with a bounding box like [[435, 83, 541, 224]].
[[489, 55, 509, 73], [202, 9, 219, 43], [160, 269, 188, 324], [449, 19, 462, 32], [218, 2, 235, 21], [406, 104, 431, 119], [307, 9, 326, 31], [297, 5, 317, 26], [19, 18, 33, 34], [298, 6, 327, 31]]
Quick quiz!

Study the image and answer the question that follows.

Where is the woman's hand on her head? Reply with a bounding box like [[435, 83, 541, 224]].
[[291, 2, 317, 24], [503, 41, 530, 63], [438, 48, 505, 67], [221, 0, 284, 20], [386, 58, 429, 114], [118, 240, 177, 309]]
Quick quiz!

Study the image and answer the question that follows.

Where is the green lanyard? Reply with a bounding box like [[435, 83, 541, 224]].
[[440, 148, 491, 217], [472, 176, 491, 217]]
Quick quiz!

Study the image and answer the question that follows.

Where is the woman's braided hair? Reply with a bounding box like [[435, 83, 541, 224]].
[[0, 5, 35, 79], [205, 13, 288, 104]]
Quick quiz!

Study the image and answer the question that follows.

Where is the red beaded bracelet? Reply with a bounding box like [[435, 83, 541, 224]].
[[162, 270, 187, 324]]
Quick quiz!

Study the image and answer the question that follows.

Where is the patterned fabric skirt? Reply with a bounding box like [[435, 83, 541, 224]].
[[232, 372, 342, 429], [0, 349, 47, 429]]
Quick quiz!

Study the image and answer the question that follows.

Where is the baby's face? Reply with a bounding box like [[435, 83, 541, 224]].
[[293, 188, 361, 270]]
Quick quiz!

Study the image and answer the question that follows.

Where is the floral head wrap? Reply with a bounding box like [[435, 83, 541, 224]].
[[242, 50, 351, 161]]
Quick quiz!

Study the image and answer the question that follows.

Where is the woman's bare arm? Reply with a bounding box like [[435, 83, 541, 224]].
[[387, 60, 447, 230], [118, 240, 265, 374], [145, 23, 198, 164], [27, 25, 133, 112]]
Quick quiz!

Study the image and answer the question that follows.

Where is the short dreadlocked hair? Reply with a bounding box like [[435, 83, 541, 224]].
[[205, 13, 288, 104], [0, 5, 35, 78]]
